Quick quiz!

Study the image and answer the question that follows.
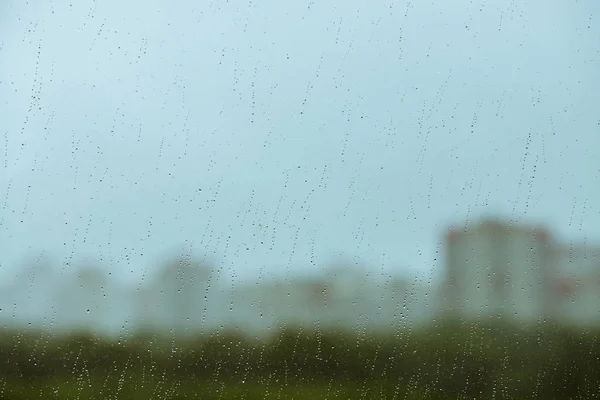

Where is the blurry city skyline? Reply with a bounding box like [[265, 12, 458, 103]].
[[1, 214, 599, 339]]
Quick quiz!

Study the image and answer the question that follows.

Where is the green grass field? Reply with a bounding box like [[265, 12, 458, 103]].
[[2, 377, 436, 400], [0, 321, 597, 399]]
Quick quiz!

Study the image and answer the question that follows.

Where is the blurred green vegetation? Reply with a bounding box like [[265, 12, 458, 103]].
[[0, 320, 598, 399]]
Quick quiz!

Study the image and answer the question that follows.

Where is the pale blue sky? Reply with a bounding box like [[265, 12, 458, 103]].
[[0, 0, 599, 285]]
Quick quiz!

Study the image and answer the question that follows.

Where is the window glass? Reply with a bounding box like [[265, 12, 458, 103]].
[[0, 0, 598, 398]]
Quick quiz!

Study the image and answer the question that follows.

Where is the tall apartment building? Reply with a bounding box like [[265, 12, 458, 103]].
[[442, 217, 600, 326], [443, 218, 554, 323]]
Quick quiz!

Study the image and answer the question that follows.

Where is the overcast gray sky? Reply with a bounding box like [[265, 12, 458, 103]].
[[0, 0, 599, 285]]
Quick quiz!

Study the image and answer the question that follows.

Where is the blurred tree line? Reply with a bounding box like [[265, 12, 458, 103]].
[[0, 321, 598, 399]]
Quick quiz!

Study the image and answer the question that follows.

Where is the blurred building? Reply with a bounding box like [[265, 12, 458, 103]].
[[549, 244, 600, 326], [222, 265, 433, 337], [225, 277, 328, 336], [132, 282, 162, 332], [0, 254, 58, 330], [54, 267, 110, 332], [132, 256, 214, 336], [443, 218, 553, 323], [442, 217, 600, 326]]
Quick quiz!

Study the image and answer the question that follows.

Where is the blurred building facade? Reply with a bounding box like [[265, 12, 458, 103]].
[[442, 218, 600, 326]]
